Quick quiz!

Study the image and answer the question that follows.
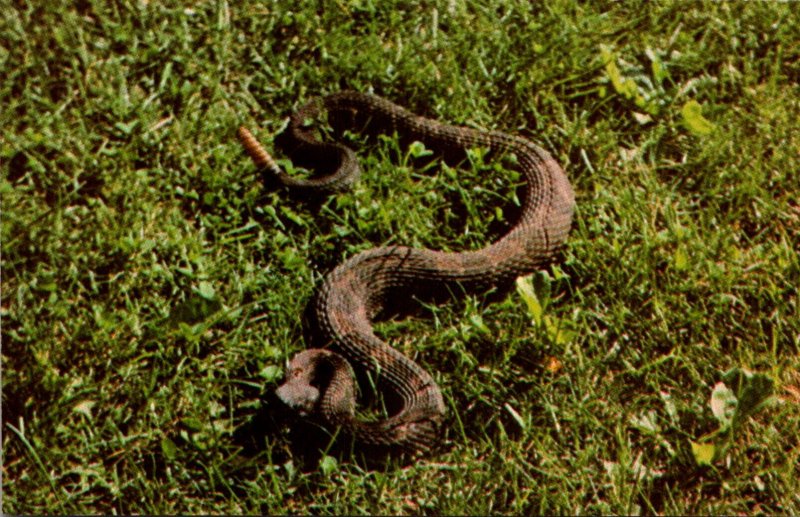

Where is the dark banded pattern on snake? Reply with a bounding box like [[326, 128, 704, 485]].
[[238, 91, 575, 454]]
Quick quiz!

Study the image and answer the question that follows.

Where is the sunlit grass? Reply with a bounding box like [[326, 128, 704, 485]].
[[2, 1, 798, 514]]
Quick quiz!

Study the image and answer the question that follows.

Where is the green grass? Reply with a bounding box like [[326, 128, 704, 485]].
[[2, 0, 799, 514]]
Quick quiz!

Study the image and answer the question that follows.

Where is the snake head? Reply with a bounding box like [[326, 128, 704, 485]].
[[275, 349, 335, 416]]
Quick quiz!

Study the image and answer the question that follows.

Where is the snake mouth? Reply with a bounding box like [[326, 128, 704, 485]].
[[275, 380, 320, 416], [275, 348, 342, 417]]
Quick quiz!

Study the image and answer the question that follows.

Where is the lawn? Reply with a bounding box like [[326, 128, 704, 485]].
[[2, 0, 799, 514]]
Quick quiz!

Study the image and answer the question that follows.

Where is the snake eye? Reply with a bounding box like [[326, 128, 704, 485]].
[[276, 349, 338, 416]]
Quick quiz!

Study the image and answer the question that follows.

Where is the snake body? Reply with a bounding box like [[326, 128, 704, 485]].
[[238, 92, 574, 453]]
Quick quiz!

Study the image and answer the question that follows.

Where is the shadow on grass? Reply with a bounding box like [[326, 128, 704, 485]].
[[231, 388, 442, 472]]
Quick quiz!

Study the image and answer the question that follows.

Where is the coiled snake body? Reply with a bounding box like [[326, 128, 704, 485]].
[[238, 92, 574, 454]]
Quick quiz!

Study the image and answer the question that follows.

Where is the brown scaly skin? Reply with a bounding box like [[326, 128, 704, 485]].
[[239, 91, 575, 454]]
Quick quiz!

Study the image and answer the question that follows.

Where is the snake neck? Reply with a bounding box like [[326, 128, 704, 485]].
[[283, 346, 443, 453]]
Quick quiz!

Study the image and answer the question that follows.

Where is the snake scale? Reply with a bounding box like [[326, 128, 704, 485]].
[[237, 91, 575, 454]]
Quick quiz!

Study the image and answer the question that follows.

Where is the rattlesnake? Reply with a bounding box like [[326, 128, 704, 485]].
[[238, 91, 574, 453]]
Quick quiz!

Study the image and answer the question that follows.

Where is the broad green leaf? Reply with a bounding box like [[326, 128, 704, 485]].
[[544, 316, 577, 346], [710, 382, 737, 428], [161, 437, 178, 460], [182, 417, 204, 431], [737, 373, 774, 421], [691, 441, 716, 466], [319, 455, 338, 476], [681, 100, 715, 135], [408, 140, 432, 158], [195, 281, 216, 301], [722, 368, 774, 424], [673, 246, 689, 271], [259, 364, 281, 382], [516, 275, 543, 325], [722, 366, 751, 390]]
